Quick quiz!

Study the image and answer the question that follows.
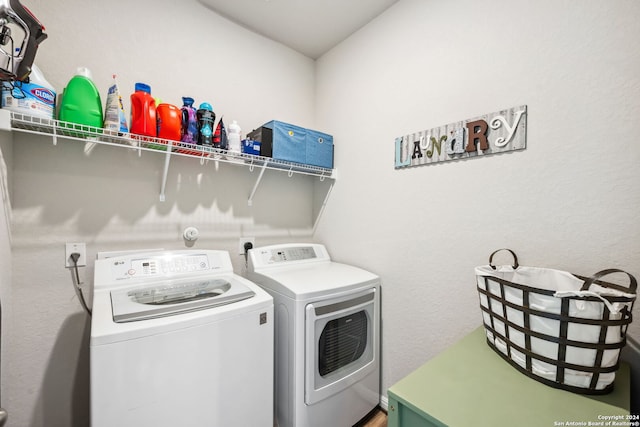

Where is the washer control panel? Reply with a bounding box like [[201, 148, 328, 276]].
[[110, 253, 214, 280]]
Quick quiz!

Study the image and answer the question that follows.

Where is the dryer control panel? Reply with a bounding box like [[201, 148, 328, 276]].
[[270, 246, 316, 262], [249, 243, 331, 268]]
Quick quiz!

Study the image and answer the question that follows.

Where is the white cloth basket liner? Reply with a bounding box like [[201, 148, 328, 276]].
[[475, 249, 636, 395]]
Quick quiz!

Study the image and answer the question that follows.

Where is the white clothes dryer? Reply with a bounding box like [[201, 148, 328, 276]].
[[90, 250, 273, 427], [247, 243, 380, 427]]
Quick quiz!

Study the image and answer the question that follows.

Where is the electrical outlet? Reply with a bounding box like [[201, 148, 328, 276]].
[[65, 242, 86, 267], [238, 237, 255, 255]]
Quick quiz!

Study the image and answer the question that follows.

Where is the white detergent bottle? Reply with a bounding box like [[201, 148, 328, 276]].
[[1, 64, 56, 119], [228, 120, 242, 153]]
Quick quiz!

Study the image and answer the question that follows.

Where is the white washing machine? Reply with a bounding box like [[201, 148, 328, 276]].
[[247, 243, 380, 427], [90, 250, 273, 427]]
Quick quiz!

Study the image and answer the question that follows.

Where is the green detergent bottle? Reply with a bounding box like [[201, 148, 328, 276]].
[[58, 67, 103, 135]]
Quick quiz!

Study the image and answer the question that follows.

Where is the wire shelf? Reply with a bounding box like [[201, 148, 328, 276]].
[[7, 111, 335, 203], [8, 112, 335, 179]]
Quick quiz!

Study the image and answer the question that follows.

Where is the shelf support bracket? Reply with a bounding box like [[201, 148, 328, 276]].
[[247, 162, 268, 207], [135, 138, 142, 157], [159, 144, 172, 202], [51, 121, 58, 145], [312, 179, 334, 234]]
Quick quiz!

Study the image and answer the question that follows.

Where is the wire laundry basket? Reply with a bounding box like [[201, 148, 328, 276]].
[[475, 249, 636, 394]]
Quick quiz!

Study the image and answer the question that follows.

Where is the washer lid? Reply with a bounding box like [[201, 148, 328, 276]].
[[110, 277, 255, 323]]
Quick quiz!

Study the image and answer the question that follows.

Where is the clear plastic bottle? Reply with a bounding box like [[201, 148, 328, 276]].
[[228, 120, 241, 153]]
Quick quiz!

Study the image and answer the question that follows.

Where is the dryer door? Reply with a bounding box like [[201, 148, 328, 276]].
[[304, 287, 378, 405]]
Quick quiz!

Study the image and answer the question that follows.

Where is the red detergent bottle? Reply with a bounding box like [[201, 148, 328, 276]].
[[156, 103, 181, 141], [130, 83, 156, 137]]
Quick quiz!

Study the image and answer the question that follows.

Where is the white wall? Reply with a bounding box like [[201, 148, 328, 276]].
[[7, 0, 319, 425], [5, 0, 640, 424], [315, 0, 640, 398], [0, 133, 12, 416]]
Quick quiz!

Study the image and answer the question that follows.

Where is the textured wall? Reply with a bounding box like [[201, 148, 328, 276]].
[[0, 133, 12, 416], [4, 0, 640, 425], [6, 0, 317, 426], [314, 0, 640, 401]]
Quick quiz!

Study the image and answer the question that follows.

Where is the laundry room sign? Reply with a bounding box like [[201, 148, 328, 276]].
[[394, 105, 527, 168]]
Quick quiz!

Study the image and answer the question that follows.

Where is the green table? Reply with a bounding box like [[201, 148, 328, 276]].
[[387, 327, 631, 427]]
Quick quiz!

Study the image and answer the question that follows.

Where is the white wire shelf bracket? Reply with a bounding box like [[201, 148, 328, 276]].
[[7, 111, 336, 203]]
